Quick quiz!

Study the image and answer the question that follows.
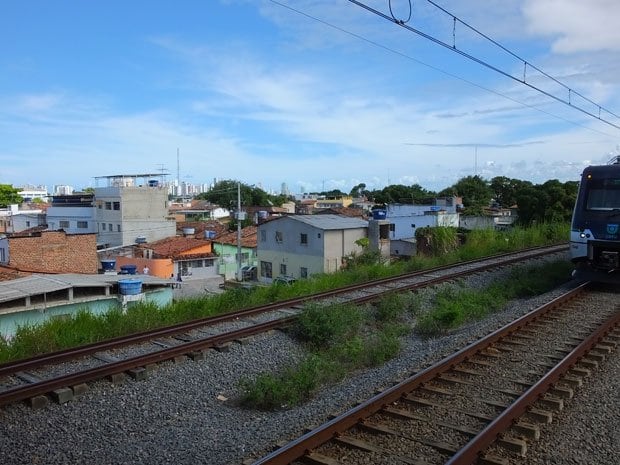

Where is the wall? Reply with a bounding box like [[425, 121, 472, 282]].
[[9, 231, 98, 273], [46, 205, 97, 234], [0, 288, 172, 338], [114, 256, 174, 279]]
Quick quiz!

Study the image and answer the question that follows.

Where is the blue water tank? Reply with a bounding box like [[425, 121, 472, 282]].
[[118, 279, 142, 295], [205, 230, 216, 239], [101, 259, 116, 272], [372, 210, 387, 220], [120, 264, 137, 275]]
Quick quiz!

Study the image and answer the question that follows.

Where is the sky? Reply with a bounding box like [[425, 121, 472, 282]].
[[2, 0, 620, 195]]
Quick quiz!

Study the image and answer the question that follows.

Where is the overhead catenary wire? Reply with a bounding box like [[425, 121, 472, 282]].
[[268, 0, 616, 138], [347, 0, 620, 130]]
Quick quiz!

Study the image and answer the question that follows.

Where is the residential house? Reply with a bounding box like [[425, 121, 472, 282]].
[[212, 226, 258, 280], [384, 200, 460, 257], [256, 214, 368, 282], [169, 200, 230, 222], [93, 174, 176, 248], [46, 193, 97, 234], [0, 204, 46, 233], [119, 236, 218, 280], [315, 195, 353, 209]]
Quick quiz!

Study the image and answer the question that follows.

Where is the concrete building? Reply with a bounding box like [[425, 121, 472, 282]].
[[16, 185, 48, 202], [46, 193, 97, 234], [0, 205, 46, 233], [257, 214, 368, 282], [94, 174, 176, 248]]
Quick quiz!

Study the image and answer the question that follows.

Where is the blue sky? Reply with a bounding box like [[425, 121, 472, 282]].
[[2, 0, 620, 194]]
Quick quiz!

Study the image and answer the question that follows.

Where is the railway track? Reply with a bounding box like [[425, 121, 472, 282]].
[[0, 244, 567, 409], [250, 283, 619, 465]]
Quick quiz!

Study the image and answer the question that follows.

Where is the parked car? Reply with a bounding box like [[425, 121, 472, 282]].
[[240, 265, 257, 280], [273, 275, 297, 285]]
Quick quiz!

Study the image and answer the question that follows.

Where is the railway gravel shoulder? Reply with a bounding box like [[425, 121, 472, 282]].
[[3, 251, 613, 465]]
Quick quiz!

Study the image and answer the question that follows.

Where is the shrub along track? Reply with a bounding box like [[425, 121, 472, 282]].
[[250, 283, 619, 465], [0, 244, 567, 409]]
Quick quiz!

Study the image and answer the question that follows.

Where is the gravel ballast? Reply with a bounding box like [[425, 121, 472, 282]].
[[1, 254, 617, 465]]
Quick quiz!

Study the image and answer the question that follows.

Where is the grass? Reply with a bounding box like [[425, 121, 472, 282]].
[[239, 300, 408, 410], [0, 222, 570, 364], [240, 258, 573, 410], [415, 259, 574, 336]]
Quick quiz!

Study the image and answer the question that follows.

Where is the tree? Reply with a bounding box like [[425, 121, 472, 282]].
[[0, 184, 23, 207], [195, 180, 285, 208], [490, 176, 532, 208], [448, 175, 492, 214], [373, 184, 435, 205]]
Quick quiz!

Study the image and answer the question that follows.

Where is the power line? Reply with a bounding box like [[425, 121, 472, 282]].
[[346, 0, 620, 130], [268, 0, 615, 138]]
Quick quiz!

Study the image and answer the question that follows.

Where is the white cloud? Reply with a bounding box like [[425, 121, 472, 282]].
[[523, 0, 620, 53]]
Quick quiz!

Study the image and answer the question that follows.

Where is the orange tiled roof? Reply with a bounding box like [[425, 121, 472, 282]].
[[137, 236, 212, 258], [215, 225, 257, 248]]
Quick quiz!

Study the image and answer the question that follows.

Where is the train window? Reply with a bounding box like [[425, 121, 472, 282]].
[[586, 178, 620, 210]]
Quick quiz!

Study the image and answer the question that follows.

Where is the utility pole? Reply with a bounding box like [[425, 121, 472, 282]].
[[236, 182, 244, 281]]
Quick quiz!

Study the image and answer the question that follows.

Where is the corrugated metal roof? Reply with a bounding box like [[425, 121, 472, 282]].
[[287, 214, 368, 230], [0, 274, 170, 304]]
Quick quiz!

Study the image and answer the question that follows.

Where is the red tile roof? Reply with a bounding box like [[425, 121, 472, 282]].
[[215, 225, 257, 248], [137, 236, 213, 259]]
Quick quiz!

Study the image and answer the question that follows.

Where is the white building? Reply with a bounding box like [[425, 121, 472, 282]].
[[46, 194, 97, 234], [17, 185, 48, 202], [257, 214, 368, 282], [0, 205, 45, 233]]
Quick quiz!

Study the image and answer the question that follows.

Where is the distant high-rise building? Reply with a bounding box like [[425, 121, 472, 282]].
[[53, 185, 74, 195]]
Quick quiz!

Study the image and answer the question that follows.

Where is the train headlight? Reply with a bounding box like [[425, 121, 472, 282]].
[[580, 232, 586, 238]]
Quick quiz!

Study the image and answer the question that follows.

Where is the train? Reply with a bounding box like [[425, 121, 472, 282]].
[[570, 155, 620, 283]]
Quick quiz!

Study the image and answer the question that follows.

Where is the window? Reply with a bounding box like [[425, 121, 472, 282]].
[[25, 221, 31, 227], [260, 261, 272, 278], [275, 231, 283, 243], [0, 248, 5, 263], [260, 230, 266, 242], [108, 223, 113, 231], [113, 202, 120, 210], [300, 267, 308, 278], [190, 260, 204, 268], [300, 233, 308, 245], [389, 223, 395, 232], [280, 264, 287, 275], [102, 223, 106, 231], [77, 221, 88, 229], [105, 202, 112, 210], [59, 220, 70, 229], [117, 225, 121, 232]]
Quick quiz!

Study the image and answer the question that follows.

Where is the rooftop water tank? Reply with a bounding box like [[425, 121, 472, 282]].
[[118, 279, 142, 295], [120, 264, 137, 275], [372, 210, 387, 220], [101, 259, 116, 272], [183, 227, 195, 236], [205, 230, 216, 239]]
